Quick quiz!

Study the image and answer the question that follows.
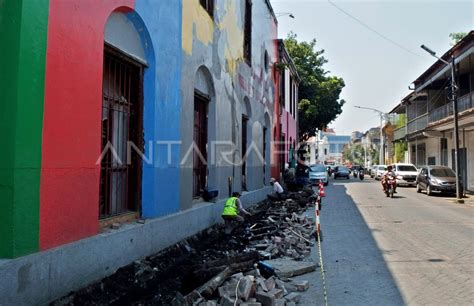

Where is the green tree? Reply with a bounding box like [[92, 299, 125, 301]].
[[449, 32, 467, 45], [285, 33, 346, 140], [343, 143, 365, 165], [394, 142, 407, 163]]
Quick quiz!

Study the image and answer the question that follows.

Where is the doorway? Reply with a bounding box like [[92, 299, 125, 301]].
[[193, 92, 209, 197]]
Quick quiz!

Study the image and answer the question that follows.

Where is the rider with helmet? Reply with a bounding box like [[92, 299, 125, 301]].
[[381, 165, 397, 193]]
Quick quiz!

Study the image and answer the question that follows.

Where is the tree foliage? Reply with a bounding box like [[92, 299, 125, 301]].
[[284, 32, 346, 140], [449, 32, 467, 45], [343, 144, 365, 165]]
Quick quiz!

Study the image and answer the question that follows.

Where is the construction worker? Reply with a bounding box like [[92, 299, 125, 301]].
[[222, 192, 251, 234], [269, 177, 286, 200]]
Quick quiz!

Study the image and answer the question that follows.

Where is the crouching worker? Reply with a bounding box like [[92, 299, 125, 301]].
[[268, 177, 286, 201], [222, 192, 251, 234]]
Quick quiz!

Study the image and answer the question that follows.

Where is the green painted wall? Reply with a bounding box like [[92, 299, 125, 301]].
[[0, 0, 49, 258]]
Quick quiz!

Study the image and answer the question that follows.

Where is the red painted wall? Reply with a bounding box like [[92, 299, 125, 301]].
[[40, 0, 135, 250]]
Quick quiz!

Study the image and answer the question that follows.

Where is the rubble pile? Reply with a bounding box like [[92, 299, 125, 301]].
[[248, 211, 315, 260], [177, 268, 311, 306], [52, 187, 318, 306], [246, 186, 317, 260]]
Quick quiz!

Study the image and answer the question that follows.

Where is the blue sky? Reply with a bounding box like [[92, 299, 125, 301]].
[[271, 0, 473, 135]]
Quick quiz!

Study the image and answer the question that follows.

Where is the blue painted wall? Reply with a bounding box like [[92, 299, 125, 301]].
[[134, 0, 183, 218]]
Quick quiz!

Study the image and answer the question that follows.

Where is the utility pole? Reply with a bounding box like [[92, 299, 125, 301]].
[[354, 106, 387, 165], [451, 56, 463, 203]]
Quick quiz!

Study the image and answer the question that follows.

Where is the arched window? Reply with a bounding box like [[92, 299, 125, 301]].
[[193, 67, 214, 198], [99, 11, 150, 218]]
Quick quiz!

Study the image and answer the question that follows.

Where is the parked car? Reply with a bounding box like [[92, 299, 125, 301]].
[[390, 163, 418, 187], [416, 165, 463, 196], [374, 165, 387, 180], [334, 166, 350, 179], [370, 165, 378, 178], [309, 164, 329, 186]]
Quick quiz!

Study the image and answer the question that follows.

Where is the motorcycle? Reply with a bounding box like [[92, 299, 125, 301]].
[[353, 169, 357, 178], [383, 176, 396, 198], [359, 169, 365, 180]]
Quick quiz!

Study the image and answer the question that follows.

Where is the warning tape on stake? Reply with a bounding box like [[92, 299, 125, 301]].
[[315, 189, 329, 306]]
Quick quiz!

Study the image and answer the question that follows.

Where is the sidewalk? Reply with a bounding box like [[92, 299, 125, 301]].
[[302, 182, 404, 305]]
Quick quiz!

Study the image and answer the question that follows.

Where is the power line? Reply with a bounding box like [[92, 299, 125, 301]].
[[327, 0, 422, 58]]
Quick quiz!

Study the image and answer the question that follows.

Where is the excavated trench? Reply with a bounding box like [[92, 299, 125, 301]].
[[52, 189, 316, 305]]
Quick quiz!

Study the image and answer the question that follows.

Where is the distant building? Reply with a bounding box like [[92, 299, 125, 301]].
[[307, 131, 351, 165], [351, 131, 363, 142]]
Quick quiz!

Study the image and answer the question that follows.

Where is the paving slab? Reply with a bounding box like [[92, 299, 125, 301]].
[[263, 258, 317, 278]]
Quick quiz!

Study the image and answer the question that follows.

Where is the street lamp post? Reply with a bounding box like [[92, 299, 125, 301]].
[[421, 45, 463, 203], [354, 106, 387, 165]]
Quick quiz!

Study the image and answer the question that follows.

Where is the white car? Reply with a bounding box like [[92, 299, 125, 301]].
[[374, 165, 387, 180], [390, 163, 418, 186]]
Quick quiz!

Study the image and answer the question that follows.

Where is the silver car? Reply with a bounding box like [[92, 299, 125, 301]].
[[309, 164, 329, 186], [375, 165, 387, 180]]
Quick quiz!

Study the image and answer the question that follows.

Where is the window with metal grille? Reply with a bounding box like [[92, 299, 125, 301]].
[[244, 0, 252, 65], [194, 92, 209, 197], [200, 0, 214, 18], [100, 45, 143, 218]]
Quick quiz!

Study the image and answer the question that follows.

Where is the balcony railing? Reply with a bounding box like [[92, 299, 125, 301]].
[[458, 92, 473, 112], [393, 126, 406, 141], [407, 114, 428, 134], [428, 92, 473, 124]]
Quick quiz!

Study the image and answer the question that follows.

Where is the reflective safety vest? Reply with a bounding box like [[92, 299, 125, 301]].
[[222, 197, 238, 216]]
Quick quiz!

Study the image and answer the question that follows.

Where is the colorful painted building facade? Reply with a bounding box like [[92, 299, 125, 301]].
[[275, 40, 300, 175], [0, 0, 281, 260]]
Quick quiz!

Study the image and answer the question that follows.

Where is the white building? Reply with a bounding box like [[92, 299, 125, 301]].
[[307, 131, 351, 165]]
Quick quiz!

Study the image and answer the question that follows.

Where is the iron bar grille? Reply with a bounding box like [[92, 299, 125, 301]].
[[100, 46, 143, 218]]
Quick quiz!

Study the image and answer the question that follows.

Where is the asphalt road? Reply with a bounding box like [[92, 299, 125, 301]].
[[302, 175, 474, 306]]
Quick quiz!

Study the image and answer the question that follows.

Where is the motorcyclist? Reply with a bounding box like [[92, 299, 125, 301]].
[[381, 165, 397, 193]]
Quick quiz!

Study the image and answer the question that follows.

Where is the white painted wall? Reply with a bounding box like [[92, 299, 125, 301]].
[[467, 131, 474, 190], [425, 138, 440, 165]]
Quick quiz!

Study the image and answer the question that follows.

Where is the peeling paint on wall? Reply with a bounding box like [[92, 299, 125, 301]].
[[182, 0, 214, 55], [218, 1, 243, 74]]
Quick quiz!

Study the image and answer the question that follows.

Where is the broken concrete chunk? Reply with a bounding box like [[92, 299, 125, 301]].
[[286, 302, 296, 306], [238, 276, 256, 301], [269, 288, 284, 299], [232, 272, 244, 279], [264, 259, 317, 278], [285, 292, 301, 303], [256, 277, 269, 292], [293, 280, 309, 292], [255, 291, 276, 306], [241, 303, 262, 306], [218, 284, 236, 298], [264, 277, 276, 291]]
